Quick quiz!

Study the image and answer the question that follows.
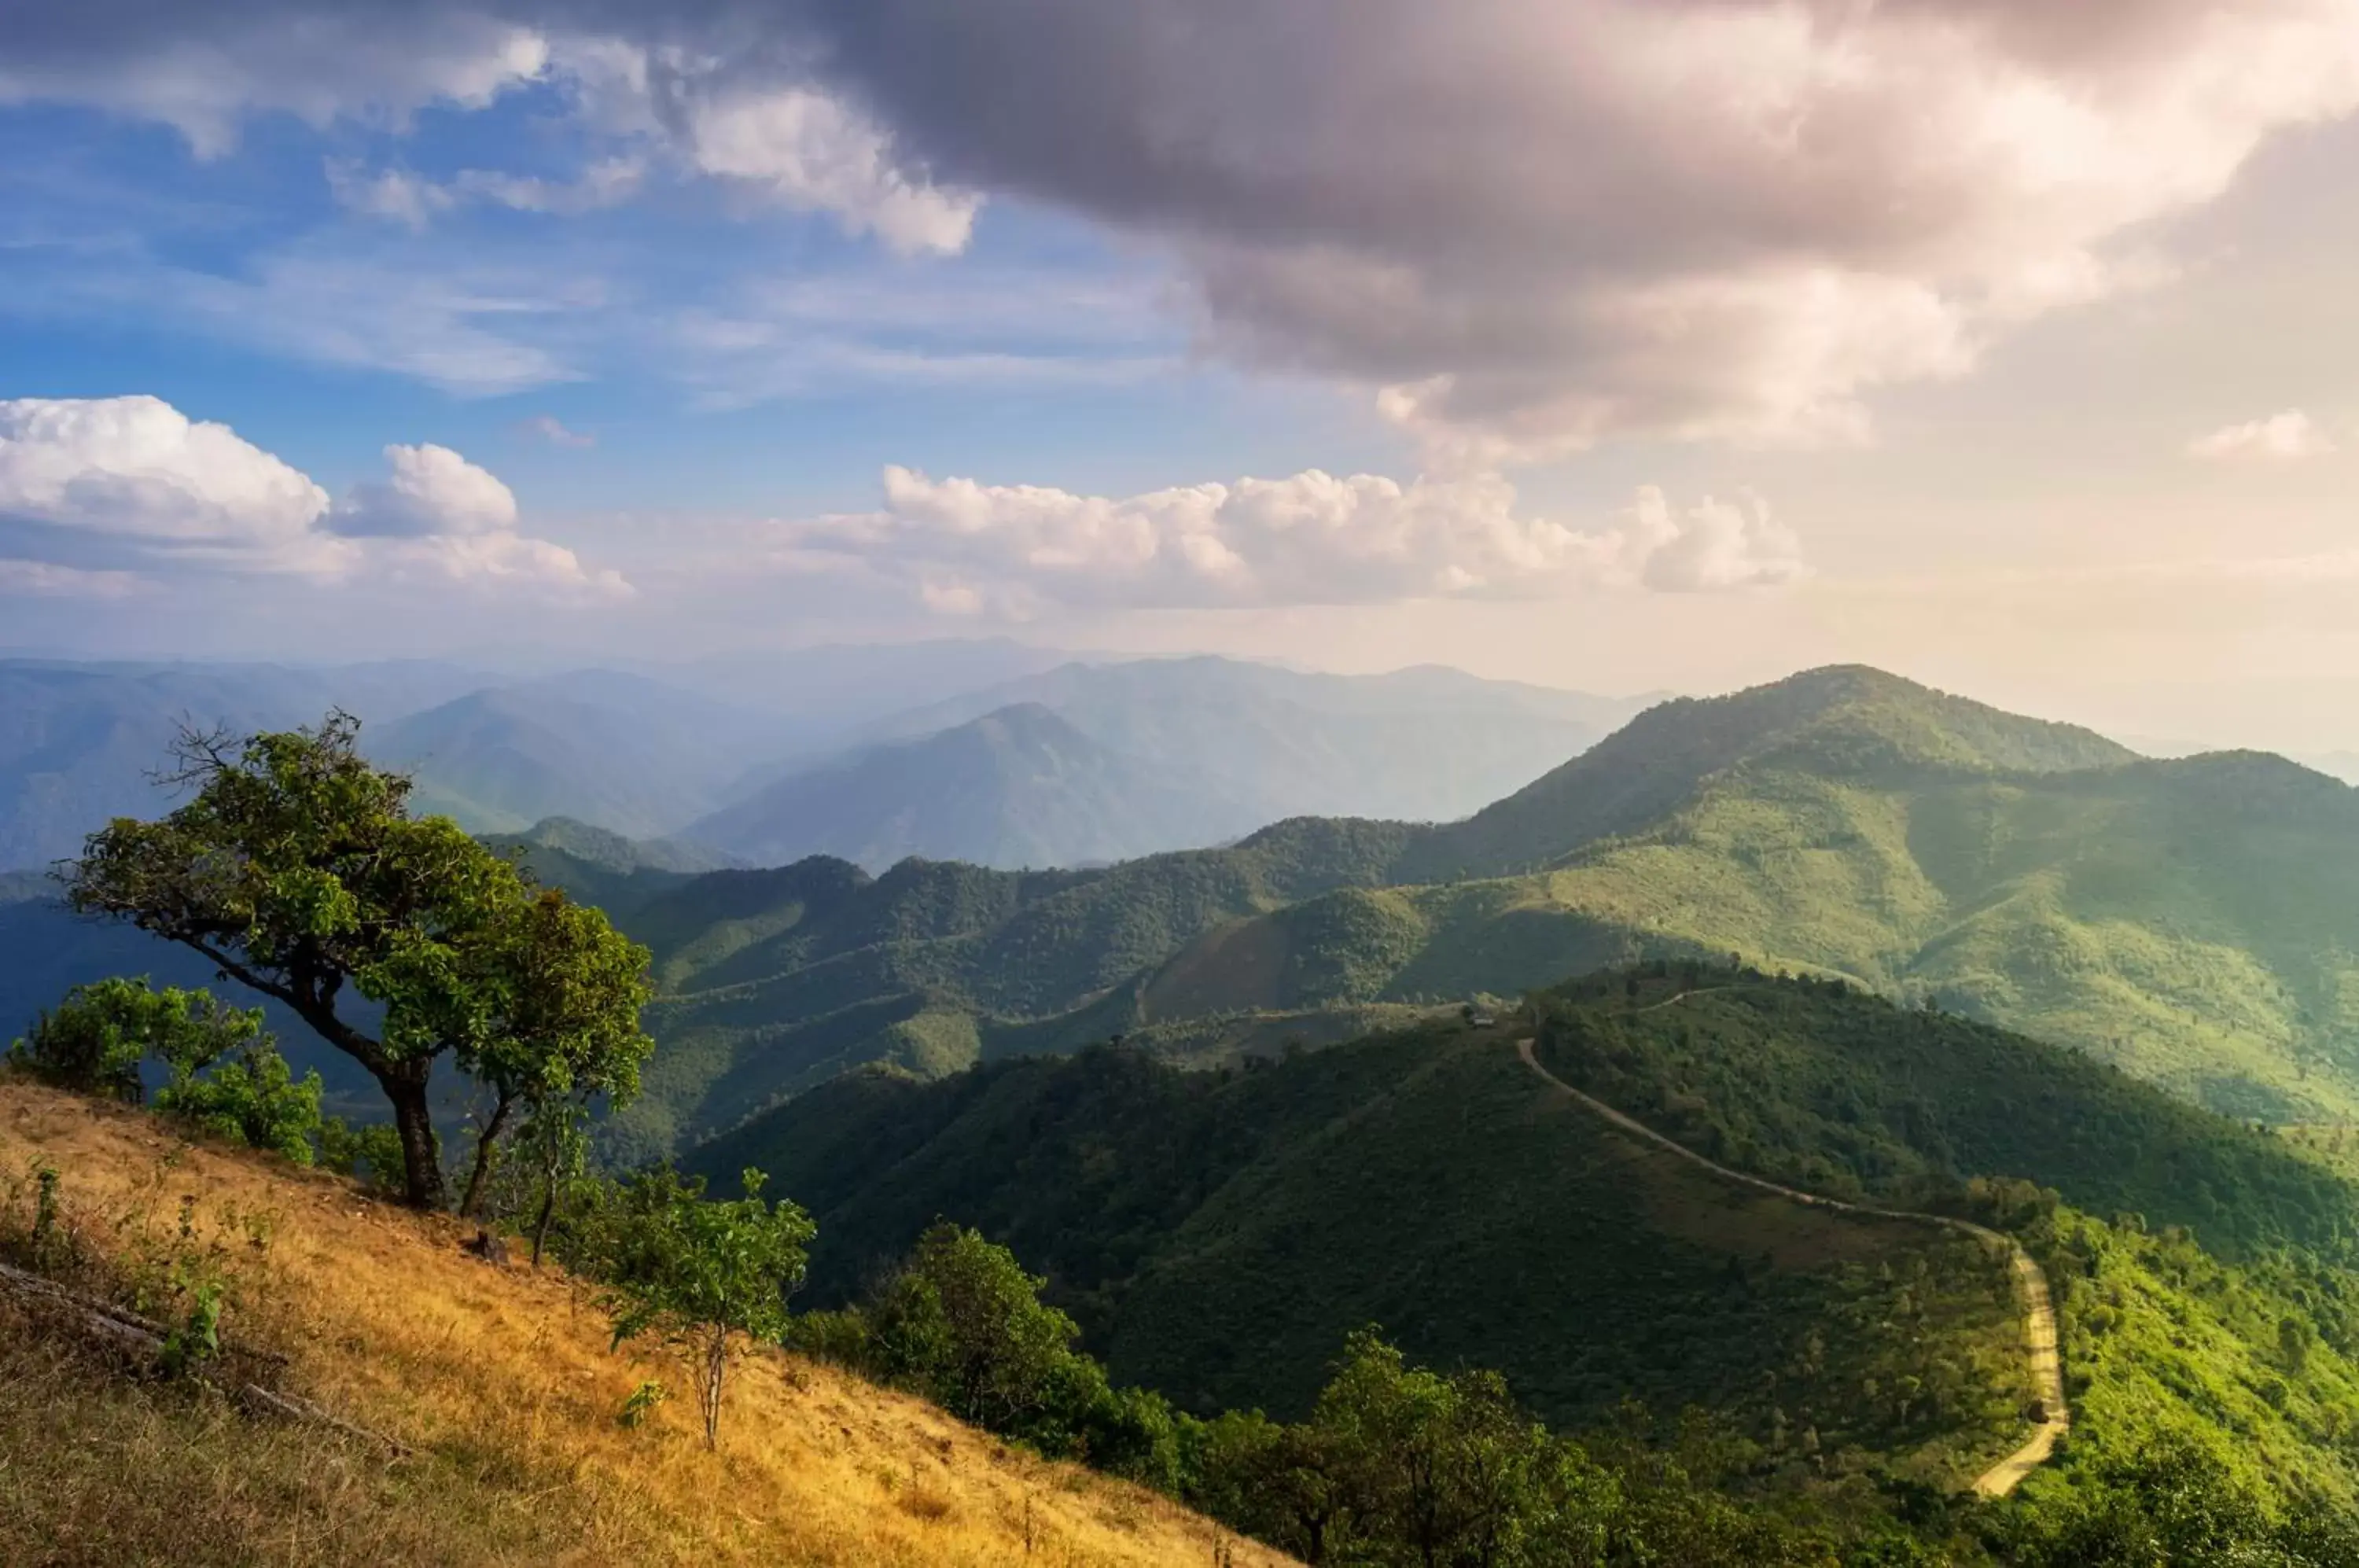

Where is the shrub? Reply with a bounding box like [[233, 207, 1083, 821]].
[[584, 1166, 815, 1450]]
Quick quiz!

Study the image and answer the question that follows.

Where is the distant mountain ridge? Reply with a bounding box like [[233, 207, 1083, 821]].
[[685, 702, 1271, 871], [686, 655, 1650, 869]]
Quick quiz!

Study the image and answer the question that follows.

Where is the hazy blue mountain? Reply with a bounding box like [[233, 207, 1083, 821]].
[[697, 656, 1649, 867], [686, 703, 1266, 871], [654, 639, 1089, 731], [371, 675, 803, 837], [0, 658, 488, 870]]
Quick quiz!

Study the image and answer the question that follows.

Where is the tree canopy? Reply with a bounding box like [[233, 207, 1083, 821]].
[[64, 714, 653, 1208]]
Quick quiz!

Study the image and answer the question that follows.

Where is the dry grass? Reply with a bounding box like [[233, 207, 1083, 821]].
[[0, 1082, 1293, 1568]]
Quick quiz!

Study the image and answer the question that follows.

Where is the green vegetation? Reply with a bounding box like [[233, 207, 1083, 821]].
[[63, 714, 655, 1207], [571, 1165, 815, 1450], [1518, 968, 2359, 1525], [570, 665, 2359, 1156], [29, 666, 2359, 1161], [1529, 966, 2357, 1259], [8, 977, 326, 1162], [692, 1018, 2036, 1493]]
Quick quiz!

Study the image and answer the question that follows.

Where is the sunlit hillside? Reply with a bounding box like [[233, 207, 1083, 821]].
[[0, 1082, 1290, 1568]]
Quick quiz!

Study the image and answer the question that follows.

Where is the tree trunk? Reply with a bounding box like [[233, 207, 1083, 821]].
[[381, 1069, 447, 1210], [457, 1092, 517, 1220], [531, 1178, 557, 1267]]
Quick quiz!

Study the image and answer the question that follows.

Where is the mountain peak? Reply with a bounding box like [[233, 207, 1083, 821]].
[[1407, 664, 2134, 880]]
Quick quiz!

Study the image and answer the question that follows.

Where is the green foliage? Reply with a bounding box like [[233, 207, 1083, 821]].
[[578, 1165, 814, 1449], [314, 1116, 408, 1190], [158, 1283, 224, 1378], [802, 1223, 1183, 1483], [863, 1222, 1086, 1434], [1529, 966, 2358, 1259], [64, 714, 655, 1209], [154, 1035, 324, 1165], [6, 977, 259, 1104], [616, 1379, 670, 1430], [699, 1025, 2031, 1490], [6, 978, 326, 1163], [2001, 1431, 2356, 1567]]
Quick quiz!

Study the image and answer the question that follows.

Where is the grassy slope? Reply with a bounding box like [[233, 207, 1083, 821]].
[[0, 1082, 1290, 1568], [692, 1023, 2033, 1493]]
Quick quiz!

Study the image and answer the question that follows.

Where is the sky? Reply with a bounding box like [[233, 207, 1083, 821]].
[[8, 0, 2359, 751]]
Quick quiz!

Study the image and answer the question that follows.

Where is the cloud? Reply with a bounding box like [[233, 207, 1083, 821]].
[[325, 164, 456, 230], [329, 155, 647, 227], [517, 414, 594, 447], [0, 395, 624, 598], [0, 9, 549, 158], [0, 394, 329, 561], [775, 0, 2359, 459], [329, 444, 520, 537], [777, 464, 1805, 614], [13, 2, 2357, 455], [674, 86, 977, 256], [2187, 409, 2337, 462], [0, 558, 148, 598]]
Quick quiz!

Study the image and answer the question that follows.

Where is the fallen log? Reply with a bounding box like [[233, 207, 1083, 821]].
[[0, 1256, 410, 1458]]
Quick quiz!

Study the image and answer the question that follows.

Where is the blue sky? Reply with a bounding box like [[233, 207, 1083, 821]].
[[8, 1, 2359, 751]]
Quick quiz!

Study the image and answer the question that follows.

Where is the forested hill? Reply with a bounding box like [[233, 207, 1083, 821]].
[[686, 970, 2359, 1512], [691, 1005, 2045, 1489]]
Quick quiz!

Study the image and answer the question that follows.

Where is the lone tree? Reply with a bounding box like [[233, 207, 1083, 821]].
[[591, 1166, 815, 1450], [64, 714, 653, 1209]]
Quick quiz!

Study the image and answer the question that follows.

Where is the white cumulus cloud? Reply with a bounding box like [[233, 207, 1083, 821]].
[[329, 444, 520, 538], [778, 465, 1805, 614], [0, 394, 329, 561], [0, 395, 625, 598], [2187, 410, 2337, 462]]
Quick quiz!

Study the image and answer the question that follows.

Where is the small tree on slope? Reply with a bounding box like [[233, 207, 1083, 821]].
[[591, 1166, 815, 1450]]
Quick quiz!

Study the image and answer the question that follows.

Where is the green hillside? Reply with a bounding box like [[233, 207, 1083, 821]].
[[1140, 678, 2359, 1121], [690, 969, 2359, 1522], [476, 665, 2359, 1148], [691, 1016, 2040, 1493]]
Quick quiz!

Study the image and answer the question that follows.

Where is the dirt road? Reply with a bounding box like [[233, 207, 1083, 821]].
[[1512, 1036, 2068, 1497]]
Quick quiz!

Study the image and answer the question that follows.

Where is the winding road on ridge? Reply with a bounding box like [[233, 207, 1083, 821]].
[[1511, 1033, 2069, 1497]]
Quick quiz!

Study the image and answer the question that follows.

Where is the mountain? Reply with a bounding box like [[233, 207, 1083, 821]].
[[0, 658, 488, 869], [466, 664, 2359, 1150], [686, 703, 1275, 871], [834, 655, 1649, 827], [22, 661, 2359, 1155], [657, 637, 1090, 727], [372, 675, 801, 838], [1390, 663, 2136, 882], [687, 968, 2359, 1509], [1126, 668, 2359, 1118]]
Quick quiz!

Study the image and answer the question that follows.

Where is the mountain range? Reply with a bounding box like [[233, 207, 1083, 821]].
[[0, 650, 1639, 874], [16, 661, 2359, 1154]]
